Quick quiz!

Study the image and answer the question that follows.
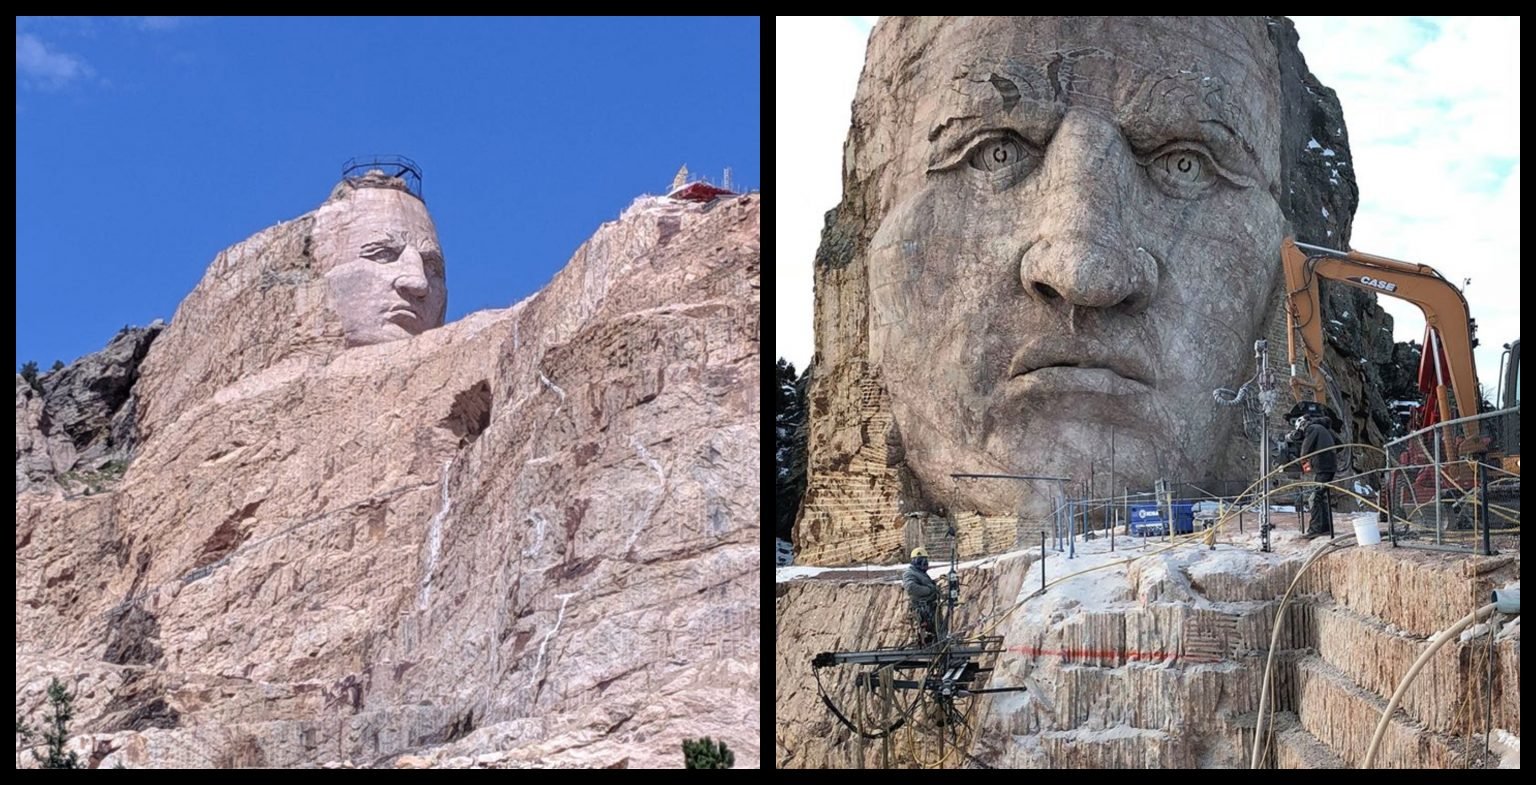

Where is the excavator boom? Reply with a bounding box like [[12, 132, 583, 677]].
[[1280, 237, 1479, 425]]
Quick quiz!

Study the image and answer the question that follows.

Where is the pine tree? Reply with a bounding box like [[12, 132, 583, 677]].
[[682, 736, 734, 768], [775, 358, 810, 543], [38, 677, 80, 769], [16, 717, 35, 769], [51, 360, 65, 372], [20, 360, 42, 393]]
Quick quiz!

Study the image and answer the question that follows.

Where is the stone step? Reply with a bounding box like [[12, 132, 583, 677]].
[[975, 726, 1191, 768], [1302, 547, 1517, 638], [1296, 655, 1473, 768], [1274, 720, 1347, 769], [1312, 599, 1516, 738]]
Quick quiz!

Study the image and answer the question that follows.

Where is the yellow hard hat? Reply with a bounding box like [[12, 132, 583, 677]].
[[911, 547, 929, 559]]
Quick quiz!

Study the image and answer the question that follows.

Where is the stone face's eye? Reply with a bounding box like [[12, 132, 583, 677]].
[[1145, 145, 1219, 197], [967, 135, 1029, 173], [362, 244, 400, 262], [422, 252, 444, 277], [1162, 151, 1202, 181]]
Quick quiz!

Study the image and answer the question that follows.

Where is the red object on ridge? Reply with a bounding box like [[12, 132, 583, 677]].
[[667, 182, 734, 202]]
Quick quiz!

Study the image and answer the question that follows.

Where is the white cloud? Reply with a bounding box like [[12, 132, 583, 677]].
[[134, 16, 185, 31], [1291, 16, 1520, 398], [776, 17, 872, 370], [15, 32, 92, 89]]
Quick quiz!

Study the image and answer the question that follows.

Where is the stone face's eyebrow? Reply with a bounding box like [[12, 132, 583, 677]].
[[927, 60, 1065, 146], [363, 230, 441, 256], [1118, 72, 1263, 179]]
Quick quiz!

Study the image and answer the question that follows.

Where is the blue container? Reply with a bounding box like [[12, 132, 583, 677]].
[[1128, 502, 1196, 536]]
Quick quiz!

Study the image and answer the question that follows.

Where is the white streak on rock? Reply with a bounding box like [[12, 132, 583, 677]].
[[533, 592, 578, 688], [538, 371, 566, 402], [418, 459, 454, 611], [525, 509, 548, 556], [626, 437, 666, 553]]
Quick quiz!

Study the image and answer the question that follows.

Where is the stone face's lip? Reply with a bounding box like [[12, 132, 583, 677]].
[[1002, 366, 1151, 397], [1007, 340, 1154, 389], [385, 304, 419, 320]]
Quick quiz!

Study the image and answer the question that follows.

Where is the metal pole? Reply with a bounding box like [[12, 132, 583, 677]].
[[1053, 494, 1060, 552], [1068, 497, 1076, 559], [1478, 459, 1492, 556], [1088, 465, 1095, 535], [1260, 410, 1270, 552], [1259, 340, 1272, 553], [1384, 438, 1395, 545], [879, 666, 892, 769], [1040, 531, 1046, 594], [1434, 434, 1442, 545]]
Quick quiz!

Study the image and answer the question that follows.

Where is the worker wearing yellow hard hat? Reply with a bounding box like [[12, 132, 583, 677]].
[[903, 546, 939, 644]]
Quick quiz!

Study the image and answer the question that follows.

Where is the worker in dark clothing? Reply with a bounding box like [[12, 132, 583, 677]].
[[902, 547, 941, 644], [1299, 414, 1339, 538]]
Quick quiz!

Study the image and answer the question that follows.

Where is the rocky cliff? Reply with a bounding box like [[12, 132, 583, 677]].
[[15, 189, 761, 768], [16, 323, 163, 495]]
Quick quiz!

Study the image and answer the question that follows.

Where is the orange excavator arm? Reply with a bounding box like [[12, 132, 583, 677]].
[[1280, 237, 1478, 425]]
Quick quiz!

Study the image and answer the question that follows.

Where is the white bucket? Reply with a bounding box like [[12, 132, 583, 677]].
[[1352, 514, 1382, 546]]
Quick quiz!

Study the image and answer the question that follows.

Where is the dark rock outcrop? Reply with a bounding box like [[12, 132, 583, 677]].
[[15, 322, 163, 493], [1267, 15, 1393, 464]]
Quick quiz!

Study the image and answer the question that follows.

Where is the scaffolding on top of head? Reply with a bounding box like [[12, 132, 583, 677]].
[[341, 155, 424, 202]]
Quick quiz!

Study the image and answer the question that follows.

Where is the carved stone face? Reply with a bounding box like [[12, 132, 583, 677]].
[[316, 186, 447, 346], [863, 18, 1285, 511]]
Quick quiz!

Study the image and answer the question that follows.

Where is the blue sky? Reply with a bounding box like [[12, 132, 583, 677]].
[[776, 16, 1517, 395], [17, 16, 760, 369]]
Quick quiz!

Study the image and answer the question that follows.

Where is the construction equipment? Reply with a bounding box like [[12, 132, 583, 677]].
[[809, 521, 1024, 767], [1279, 237, 1519, 475]]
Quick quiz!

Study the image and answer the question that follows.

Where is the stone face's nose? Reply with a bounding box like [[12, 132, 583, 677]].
[[1017, 111, 1157, 316], [394, 246, 431, 299]]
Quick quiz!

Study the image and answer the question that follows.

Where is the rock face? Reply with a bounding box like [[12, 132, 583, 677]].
[[15, 324, 164, 494], [795, 16, 1393, 565], [16, 186, 761, 768]]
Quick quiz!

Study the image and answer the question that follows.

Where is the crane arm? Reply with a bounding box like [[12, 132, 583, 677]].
[[1280, 237, 1478, 424]]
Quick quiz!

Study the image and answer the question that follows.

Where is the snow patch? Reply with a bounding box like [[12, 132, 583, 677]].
[[1306, 138, 1322, 150]]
